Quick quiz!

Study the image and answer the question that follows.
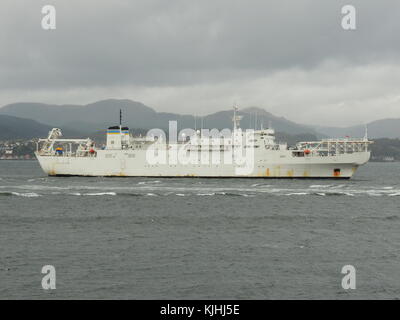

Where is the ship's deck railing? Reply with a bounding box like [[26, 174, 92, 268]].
[[36, 137, 95, 157], [298, 138, 372, 144], [295, 138, 373, 155], [37, 138, 91, 143]]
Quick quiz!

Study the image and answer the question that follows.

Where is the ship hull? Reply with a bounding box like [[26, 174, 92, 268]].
[[35, 149, 370, 179]]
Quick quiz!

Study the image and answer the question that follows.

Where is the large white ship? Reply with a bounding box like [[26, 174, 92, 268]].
[[35, 107, 372, 179]]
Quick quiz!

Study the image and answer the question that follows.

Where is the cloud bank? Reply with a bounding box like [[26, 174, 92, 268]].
[[1, 0, 400, 126]]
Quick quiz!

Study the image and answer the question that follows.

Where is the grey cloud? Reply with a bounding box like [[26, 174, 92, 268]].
[[1, 0, 400, 126], [1, 0, 400, 89]]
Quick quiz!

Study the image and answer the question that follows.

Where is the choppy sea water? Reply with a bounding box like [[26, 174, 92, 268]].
[[0, 160, 399, 299]]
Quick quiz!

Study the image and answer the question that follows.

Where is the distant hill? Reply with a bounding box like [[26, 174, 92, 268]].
[[314, 118, 400, 139], [202, 107, 320, 136], [0, 115, 84, 141], [0, 99, 156, 134], [0, 99, 322, 137], [1, 99, 400, 139], [0, 115, 53, 140], [370, 138, 400, 161]]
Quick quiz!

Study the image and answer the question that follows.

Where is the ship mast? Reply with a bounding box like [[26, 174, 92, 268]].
[[232, 104, 242, 131], [363, 124, 368, 141], [119, 109, 122, 130]]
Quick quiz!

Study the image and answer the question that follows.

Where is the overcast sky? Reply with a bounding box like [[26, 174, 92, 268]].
[[1, 0, 400, 126]]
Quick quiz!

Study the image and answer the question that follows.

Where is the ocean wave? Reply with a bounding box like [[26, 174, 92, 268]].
[[2, 182, 399, 198], [251, 183, 271, 187], [13, 184, 71, 191], [119, 193, 144, 197], [310, 185, 332, 188], [68, 192, 117, 196], [384, 215, 399, 220], [215, 192, 242, 196], [366, 192, 383, 197], [83, 192, 117, 196], [316, 191, 354, 196], [2, 192, 42, 197], [331, 184, 346, 188], [326, 192, 354, 197], [138, 180, 161, 185], [285, 192, 309, 196]]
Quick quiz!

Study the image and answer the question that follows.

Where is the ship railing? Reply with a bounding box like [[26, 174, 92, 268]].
[[295, 138, 373, 156], [37, 138, 92, 143], [298, 138, 373, 144], [36, 137, 95, 157]]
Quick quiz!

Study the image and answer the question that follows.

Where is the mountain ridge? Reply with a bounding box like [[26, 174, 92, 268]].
[[314, 118, 400, 139], [0, 99, 322, 137], [1, 99, 399, 139]]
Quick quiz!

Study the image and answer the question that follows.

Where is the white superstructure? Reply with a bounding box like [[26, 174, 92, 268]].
[[35, 108, 372, 179]]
